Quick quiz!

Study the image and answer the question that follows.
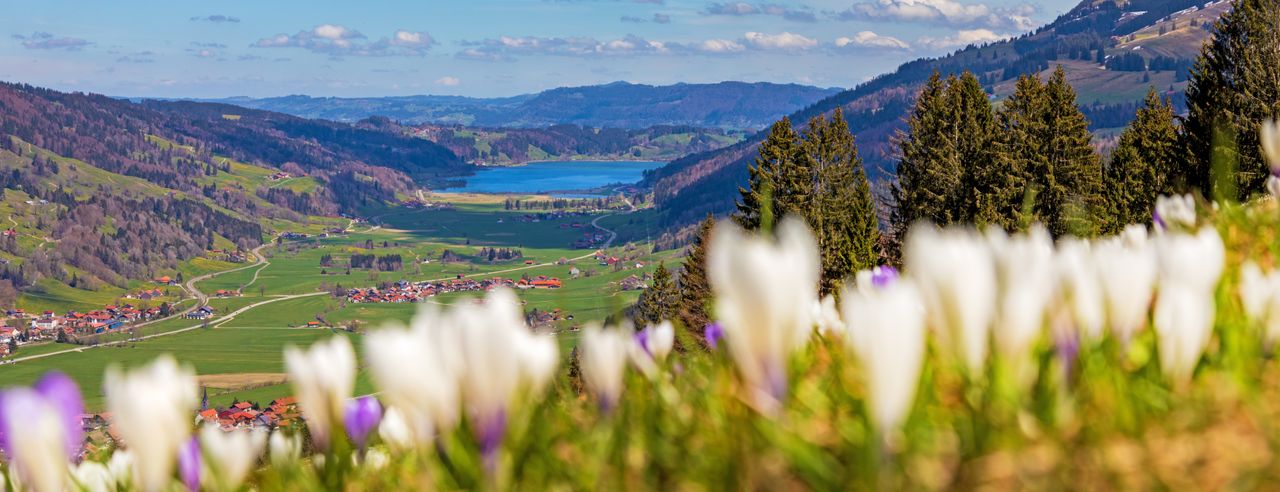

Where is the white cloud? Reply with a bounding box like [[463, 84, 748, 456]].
[[835, 31, 909, 50], [742, 31, 818, 50], [833, 0, 1036, 31], [698, 38, 746, 53], [435, 76, 460, 86], [252, 25, 433, 57], [917, 28, 1003, 50]]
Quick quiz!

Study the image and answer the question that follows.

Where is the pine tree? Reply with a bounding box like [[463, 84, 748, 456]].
[[1104, 87, 1179, 231], [889, 72, 959, 255], [802, 109, 879, 294], [948, 72, 999, 221], [1039, 66, 1105, 237], [1181, 0, 1280, 200], [736, 117, 802, 230], [676, 215, 715, 338], [633, 261, 677, 327], [989, 67, 1104, 236]]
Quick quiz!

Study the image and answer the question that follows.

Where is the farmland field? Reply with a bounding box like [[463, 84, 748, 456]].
[[0, 194, 675, 409]]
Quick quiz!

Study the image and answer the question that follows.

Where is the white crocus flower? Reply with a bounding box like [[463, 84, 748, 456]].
[[1262, 120, 1280, 173], [840, 277, 927, 435], [644, 321, 675, 361], [71, 460, 114, 492], [812, 295, 844, 336], [103, 356, 197, 492], [1093, 235, 1157, 343], [1268, 175, 1280, 198], [1153, 227, 1225, 381], [905, 226, 996, 373], [1154, 194, 1196, 232], [581, 323, 632, 410], [416, 289, 559, 460], [990, 226, 1057, 375], [0, 388, 69, 492], [106, 450, 133, 489], [199, 425, 266, 492], [1240, 262, 1280, 342], [708, 218, 820, 412], [267, 432, 301, 467], [284, 336, 356, 450], [1055, 238, 1105, 339], [364, 319, 458, 448], [377, 406, 417, 453]]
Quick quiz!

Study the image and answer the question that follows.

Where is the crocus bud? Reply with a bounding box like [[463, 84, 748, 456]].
[[199, 425, 266, 492], [708, 218, 820, 413], [581, 324, 631, 412], [840, 278, 927, 435], [103, 356, 197, 492], [177, 437, 200, 492], [0, 388, 71, 492], [1262, 120, 1280, 173], [1153, 227, 1225, 381], [343, 396, 382, 453], [1153, 194, 1195, 232], [906, 226, 996, 373], [284, 336, 355, 451]]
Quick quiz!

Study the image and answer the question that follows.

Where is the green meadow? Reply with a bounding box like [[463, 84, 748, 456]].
[[0, 194, 677, 409]]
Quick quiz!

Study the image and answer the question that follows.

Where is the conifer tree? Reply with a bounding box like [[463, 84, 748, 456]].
[[801, 109, 879, 294], [736, 117, 803, 230], [1104, 88, 1179, 231], [990, 67, 1103, 236], [948, 72, 998, 220], [1039, 66, 1105, 236], [1181, 0, 1280, 200], [633, 261, 677, 327], [890, 72, 959, 249], [676, 214, 715, 336]]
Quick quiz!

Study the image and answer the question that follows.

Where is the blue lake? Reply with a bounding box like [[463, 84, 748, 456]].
[[440, 160, 665, 195]]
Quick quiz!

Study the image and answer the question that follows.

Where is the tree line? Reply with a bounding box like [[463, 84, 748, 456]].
[[633, 0, 1280, 348]]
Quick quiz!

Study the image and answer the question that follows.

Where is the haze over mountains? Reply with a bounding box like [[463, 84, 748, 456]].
[[202, 82, 842, 130]]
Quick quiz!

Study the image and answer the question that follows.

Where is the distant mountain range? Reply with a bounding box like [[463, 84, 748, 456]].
[[199, 82, 842, 130], [646, 0, 1227, 232]]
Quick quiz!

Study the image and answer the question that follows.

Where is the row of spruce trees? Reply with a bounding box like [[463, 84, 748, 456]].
[[632, 0, 1280, 346]]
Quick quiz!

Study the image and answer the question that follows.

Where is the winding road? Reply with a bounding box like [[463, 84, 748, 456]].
[[1, 211, 625, 366]]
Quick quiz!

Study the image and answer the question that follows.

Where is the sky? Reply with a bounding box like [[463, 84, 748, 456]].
[[0, 0, 1081, 98]]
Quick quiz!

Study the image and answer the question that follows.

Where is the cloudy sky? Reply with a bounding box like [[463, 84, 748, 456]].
[[0, 0, 1080, 98]]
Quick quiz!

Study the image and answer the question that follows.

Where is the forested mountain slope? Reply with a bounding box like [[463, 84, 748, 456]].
[[203, 82, 841, 130], [646, 0, 1226, 231], [0, 81, 467, 306]]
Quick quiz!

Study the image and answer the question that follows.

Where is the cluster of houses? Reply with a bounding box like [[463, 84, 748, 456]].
[[209, 249, 250, 263], [197, 396, 302, 431], [269, 171, 292, 181], [0, 304, 170, 356], [573, 230, 611, 249], [346, 275, 564, 304]]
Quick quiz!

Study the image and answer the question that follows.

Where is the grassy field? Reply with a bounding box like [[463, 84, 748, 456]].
[[0, 194, 675, 409]]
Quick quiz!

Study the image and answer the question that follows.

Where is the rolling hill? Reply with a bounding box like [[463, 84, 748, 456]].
[[200, 81, 842, 130], [645, 0, 1226, 232], [0, 81, 468, 306]]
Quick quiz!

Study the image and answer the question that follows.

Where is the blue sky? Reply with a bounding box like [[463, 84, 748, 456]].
[[0, 0, 1080, 98]]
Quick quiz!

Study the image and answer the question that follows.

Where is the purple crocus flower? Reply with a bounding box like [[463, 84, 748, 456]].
[[343, 396, 382, 452], [1054, 329, 1081, 386], [634, 329, 652, 357], [1152, 207, 1165, 230], [33, 372, 85, 459], [870, 266, 899, 288], [704, 322, 725, 350], [474, 408, 507, 473], [178, 436, 201, 492]]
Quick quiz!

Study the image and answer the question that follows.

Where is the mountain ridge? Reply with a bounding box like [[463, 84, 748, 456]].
[[645, 0, 1224, 233], [193, 81, 842, 130]]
